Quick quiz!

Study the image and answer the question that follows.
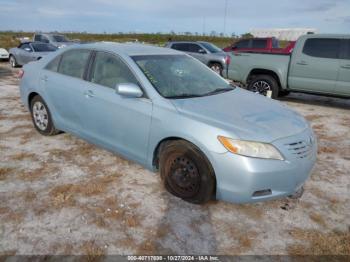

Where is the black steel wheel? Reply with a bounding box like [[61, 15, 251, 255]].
[[159, 140, 216, 204]]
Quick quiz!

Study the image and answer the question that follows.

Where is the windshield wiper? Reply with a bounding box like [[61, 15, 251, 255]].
[[165, 93, 204, 99], [203, 87, 234, 96]]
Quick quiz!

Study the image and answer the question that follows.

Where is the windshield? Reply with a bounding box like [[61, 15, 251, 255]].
[[132, 55, 234, 99], [52, 35, 69, 42], [32, 43, 58, 52], [199, 42, 223, 53]]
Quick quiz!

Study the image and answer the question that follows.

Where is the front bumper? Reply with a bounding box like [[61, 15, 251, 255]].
[[211, 128, 317, 203]]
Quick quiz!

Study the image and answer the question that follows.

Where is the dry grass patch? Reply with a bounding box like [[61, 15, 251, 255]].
[[318, 146, 337, 154], [80, 240, 106, 258], [309, 212, 327, 228], [10, 151, 37, 161], [287, 229, 350, 255], [0, 167, 15, 180], [305, 115, 323, 121]]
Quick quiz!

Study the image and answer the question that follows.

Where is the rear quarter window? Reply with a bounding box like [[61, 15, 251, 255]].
[[58, 49, 91, 79], [302, 38, 340, 59], [45, 55, 62, 72]]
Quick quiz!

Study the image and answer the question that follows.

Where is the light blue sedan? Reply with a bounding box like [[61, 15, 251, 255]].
[[19, 43, 317, 204]]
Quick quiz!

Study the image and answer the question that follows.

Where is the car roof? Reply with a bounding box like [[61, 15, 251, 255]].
[[67, 42, 181, 56]]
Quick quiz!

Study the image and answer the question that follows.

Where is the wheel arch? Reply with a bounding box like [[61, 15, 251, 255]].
[[207, 60, 224, 67], [28, 92, 40, 110]]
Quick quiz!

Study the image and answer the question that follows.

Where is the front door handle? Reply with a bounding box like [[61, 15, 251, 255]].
[[84, 90, 95, 98], [296, 61, 308, 66], [341, 65, 350, 69]]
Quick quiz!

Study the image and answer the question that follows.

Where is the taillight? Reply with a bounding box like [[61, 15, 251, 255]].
[[225, 55, 231, 65], [18, 69, 24, 79]]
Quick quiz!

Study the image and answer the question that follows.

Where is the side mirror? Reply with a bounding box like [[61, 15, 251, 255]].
[[116, 83, 143, 98], [24, 47, 32, 52], [198, 49, 206, 54], [232, 46, 237, 50]]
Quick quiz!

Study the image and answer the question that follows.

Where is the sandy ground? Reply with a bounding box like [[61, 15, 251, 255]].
[[0, 62, 349, 256]]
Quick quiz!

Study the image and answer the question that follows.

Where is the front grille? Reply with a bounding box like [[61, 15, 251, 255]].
[[285, 139, 313, 159]]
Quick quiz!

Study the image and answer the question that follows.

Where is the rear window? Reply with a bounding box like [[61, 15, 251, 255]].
[[58, 49, 91, 79], [252, 39, 267, 49], [32, 43, 57, 52], [302, 38, 340, 59]]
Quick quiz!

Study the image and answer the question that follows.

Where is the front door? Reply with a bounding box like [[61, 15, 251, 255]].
[[288, 38, 340, 94], [81, 51, 153, 165], [335, 39, 350, 96]]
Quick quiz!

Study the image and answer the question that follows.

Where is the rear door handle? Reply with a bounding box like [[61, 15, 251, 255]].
[[296, 61, 308, 66], [341, 65, 350, 69], [84, 90, 95, 98]]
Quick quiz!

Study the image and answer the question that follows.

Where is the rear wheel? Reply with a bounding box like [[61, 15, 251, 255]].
[[247, 74, 279, 99], [9, 55, 17, 68], [30, 95, 59, 136], [209, 63, 223, 76], [159, 140, 216, 204]]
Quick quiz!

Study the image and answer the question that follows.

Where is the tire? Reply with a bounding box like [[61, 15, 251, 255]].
[[247, 74, 279, 99], [9, 55, 18, 68], [30, 95, 59, 136], [159, 140, 216, 204], [209, 63, 223, 76]]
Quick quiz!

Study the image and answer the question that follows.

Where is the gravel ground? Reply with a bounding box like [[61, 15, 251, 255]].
[[0, 62, 349, 256]]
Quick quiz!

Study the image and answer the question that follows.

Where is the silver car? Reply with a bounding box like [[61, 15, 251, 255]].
[[33, 33, 74, 49], [9, 42, 57, 67], [19, 42, 316, 204], [165, 41, 230, 76]]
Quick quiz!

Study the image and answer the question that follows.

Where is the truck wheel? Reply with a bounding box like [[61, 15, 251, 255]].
[[248, 75, 279, 99], [209, 63, 223, 76], [159, 140, 216, 204]]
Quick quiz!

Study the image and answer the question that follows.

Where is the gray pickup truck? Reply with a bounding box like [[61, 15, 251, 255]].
[[227, 34, 350, 98]]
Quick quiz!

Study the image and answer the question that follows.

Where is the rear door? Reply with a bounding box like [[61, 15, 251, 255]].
[[41, 49, 91, 132], [288, 38, 341, 94], [81, 51, 153, 164], [18, 43, 33, 65], [335, 39, 350, 96]]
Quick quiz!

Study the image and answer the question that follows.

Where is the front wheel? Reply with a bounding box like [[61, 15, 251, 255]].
[[159, 140, 216, 204], [9, 55, 18, 68], [30, 95, 60, 136], [247, 75, 279, 99]]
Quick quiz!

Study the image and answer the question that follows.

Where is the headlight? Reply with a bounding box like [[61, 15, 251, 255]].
[[218, 136, 284, 160]]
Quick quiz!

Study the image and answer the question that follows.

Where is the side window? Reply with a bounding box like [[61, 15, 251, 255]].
[[34, 35, 41, 42], [302, 38, 340, 59], [42, 36, 50, 43], [45, 55, 62, 72], [252, 39, 267, 49], [171, 43, 189, 52], [188, 44, 202, 53], [58, 49, 91, 79], [90, 52, 138, 89], [236, 40, 250, 49]]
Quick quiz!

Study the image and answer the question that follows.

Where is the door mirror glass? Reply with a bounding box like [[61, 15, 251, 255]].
[[116, 83, 143, 98], [198, 49, 206, 54], [24, 47, 32, 52]]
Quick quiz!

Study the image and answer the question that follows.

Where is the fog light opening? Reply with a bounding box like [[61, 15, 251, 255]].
[[252, 189, 272, 197]]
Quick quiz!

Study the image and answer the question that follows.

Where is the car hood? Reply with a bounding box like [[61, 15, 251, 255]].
[[170, 88, 308, 143], [0, 48, 9, 55]]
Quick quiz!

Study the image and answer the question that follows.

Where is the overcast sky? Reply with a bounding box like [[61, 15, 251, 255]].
[[0, 0, 349, 35]]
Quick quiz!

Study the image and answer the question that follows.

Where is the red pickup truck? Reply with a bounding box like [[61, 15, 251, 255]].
[[223, 37, 295, 54]]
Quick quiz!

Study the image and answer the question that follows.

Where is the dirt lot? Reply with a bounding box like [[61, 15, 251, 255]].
[[0, 62, 349, 256]]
